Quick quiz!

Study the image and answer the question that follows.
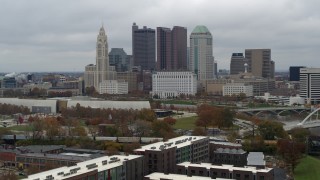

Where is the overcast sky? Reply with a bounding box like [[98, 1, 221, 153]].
[[0, 0, 319, 72]]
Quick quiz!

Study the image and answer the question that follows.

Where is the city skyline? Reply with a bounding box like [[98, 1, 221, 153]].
[[0, 0, 319, 72]]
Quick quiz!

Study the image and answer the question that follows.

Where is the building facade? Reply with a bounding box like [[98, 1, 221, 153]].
[[132, 23, 156, 71], [223, 83, 253, 97], [289, 66, 306, 81], [25, 155, 144, 180], [190, 25, 215, 81], [230, 53, 248, 75], [94, 26, 110, 91], [99, 80, 128, 94], [299, 68, 320, 104], [175, 162, 274, 180], [151, 71, 197, 99], [157, 26, 187, 71], [245, 49, 275, 79], [109, 48, 130, 72], [134, 136, 209, 175]]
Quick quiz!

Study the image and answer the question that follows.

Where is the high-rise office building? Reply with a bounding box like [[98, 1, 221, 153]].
[[190, 25, 214, 80], [156, 26, 187, 71], [245, 49, 275, 78], [84, 26, 117, 93], [299, 68, 320, 104], [172, 26, 187, 70], [230, 53, 248, 75], [94, 26, 109, 90], [289, 66, 306, 81], [157, 27, 172, 70], [132, 23, 156, 71], [109, 48, 129, 72]]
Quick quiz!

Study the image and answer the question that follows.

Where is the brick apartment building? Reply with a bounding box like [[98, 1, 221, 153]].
[[134, 136, 209, 174]]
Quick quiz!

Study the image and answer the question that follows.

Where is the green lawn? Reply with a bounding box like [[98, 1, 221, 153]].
[[173, 116, 197, 130], [161, 100, 196, 105], [294, 156, 320, 180], [9, 124, 33, 131]]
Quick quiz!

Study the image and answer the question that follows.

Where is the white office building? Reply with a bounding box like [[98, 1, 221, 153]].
[[223, 83, 253, 97], [99, 80, 128, 94], [151, 71, 197, 99], [300, 68, 320, 104]]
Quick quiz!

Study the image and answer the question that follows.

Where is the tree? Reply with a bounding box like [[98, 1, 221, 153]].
[[290, 127, 310, 142], [104, 141, 121, 155], [192, 127, 207, 136], [44, 117, 60, 140], [71, 125, 87, 137], [151, 121, 176, 139], [277, 139, 305, 173], [258, 121, 287, 140], [163, 117, 176, 126], [137, 109, 156, 122], [88, 125, 99, 140], [30, 116, 44, 139], [132, 120, 151, 137]]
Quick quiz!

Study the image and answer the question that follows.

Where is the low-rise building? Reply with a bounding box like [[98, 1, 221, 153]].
[[24, 155, 144, 180], [212, 148, 247, 167], [151, 71, 197, 99], [223, 83, 253, 97], [176, 162, 274, 180], [99, 80, 129, 94], [134, 136, 209, 174]]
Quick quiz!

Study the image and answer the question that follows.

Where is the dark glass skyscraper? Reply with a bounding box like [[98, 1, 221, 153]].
[[230, 53, 248, 75], [132, 23, 156, 71], [156, 26, 187, 71]]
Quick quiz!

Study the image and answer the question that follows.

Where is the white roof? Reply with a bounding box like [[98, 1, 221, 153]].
[[135, 136, 208, 152], [177, 162, 272, 173], [247, 152, 265, 166], [0, 98, 57, 113], [67, 100, 150, 110], [145, 172, 230, 180], [25, 155, 142, 180]]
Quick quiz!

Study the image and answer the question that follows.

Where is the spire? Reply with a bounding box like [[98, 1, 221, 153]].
[[99, 24, 105, 36]]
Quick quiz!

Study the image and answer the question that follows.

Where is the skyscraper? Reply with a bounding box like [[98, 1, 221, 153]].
[[84, 26, 117, 93], [156, 26, 187, 71], [109, 48, 129, 72], [300, 68, 320, 104], [132, 23, 156, 71], [157, 27, 172, 71], [190, 25, 214, 80], [95, 26, 109, 90], [245, 49, 275, 78], [230, 53, 248, 75]]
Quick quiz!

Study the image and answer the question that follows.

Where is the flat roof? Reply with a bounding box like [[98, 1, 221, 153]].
[[177, 162, 272, 173], [210, 141, 242, 147], [247, 152, 265, 166], [135, 136, 208, 152], [145, 172, 230, 180], [25, 155, 142, 180], [17, 153, 92, 162]]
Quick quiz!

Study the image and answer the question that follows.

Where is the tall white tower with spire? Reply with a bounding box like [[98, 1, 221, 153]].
[[94, 25, 109, 90]]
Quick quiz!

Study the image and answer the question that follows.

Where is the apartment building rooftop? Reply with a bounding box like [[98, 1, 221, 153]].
[[25, 155, 142, 180], [135, 136, 208, 152], [145, 172, 231, 180], [215, 148, 246, 154], [177, 162, 273, 173]]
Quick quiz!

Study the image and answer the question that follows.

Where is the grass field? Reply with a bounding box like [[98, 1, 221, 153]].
[[294, 156, 320, 180], [173, 116, 197, 130], [9, 124, 33, 132]]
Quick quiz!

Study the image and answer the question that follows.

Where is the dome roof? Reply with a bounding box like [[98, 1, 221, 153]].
[[191, 25, 211, 34]]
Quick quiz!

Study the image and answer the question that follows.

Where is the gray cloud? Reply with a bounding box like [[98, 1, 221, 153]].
[[0, 0, 319, 72]]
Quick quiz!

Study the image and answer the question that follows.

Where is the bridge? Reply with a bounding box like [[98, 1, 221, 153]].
[[284, 107, 320, 131], [237, 107, 310, 116]]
